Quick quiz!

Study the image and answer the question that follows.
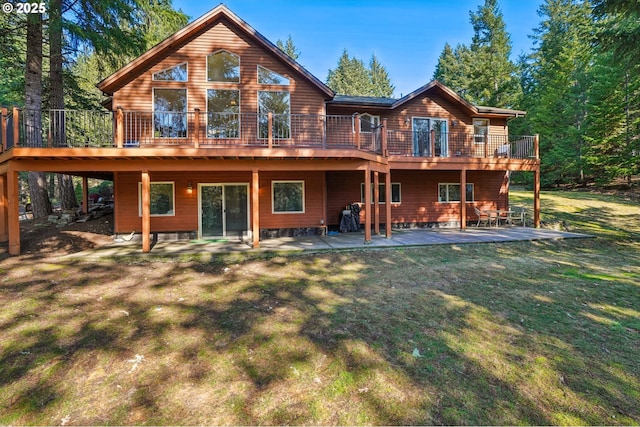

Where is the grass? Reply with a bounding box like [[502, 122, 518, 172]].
[[0, 190, 639, 425]]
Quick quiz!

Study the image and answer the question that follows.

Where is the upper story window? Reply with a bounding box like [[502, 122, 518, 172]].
[[153, 88, 187, 138], [359, 113, 380, 132], [473, 118, 489, 144], [207, 50, 240, 83], [207, 89, 240, 139], [153, 63, 187, 81], [258, 91, 290, 139], [258, 65, 290, 85]]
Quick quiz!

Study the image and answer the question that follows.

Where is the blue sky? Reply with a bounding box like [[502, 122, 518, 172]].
[[172, 0, 544, 97]]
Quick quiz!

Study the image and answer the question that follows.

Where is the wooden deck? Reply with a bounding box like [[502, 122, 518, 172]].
[[1, 108, 539, 165]]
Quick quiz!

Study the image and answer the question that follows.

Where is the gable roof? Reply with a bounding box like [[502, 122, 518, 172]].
[[328, 80, 526, 118], [97, 4, 334, 98]]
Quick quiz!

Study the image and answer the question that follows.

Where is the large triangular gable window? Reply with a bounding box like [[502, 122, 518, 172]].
[[258, 65, 290, 85], [153, 63, 187, 81], [207, 50, 240, 83]]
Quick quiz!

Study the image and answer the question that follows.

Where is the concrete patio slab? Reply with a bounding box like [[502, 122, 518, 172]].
[[64, 227, 591, 261]]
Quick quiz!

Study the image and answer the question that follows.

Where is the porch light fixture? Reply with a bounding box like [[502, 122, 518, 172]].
[[187, 182, 193, 194]]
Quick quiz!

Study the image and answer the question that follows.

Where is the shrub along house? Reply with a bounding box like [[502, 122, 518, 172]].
[[0, 5, 540, 255]]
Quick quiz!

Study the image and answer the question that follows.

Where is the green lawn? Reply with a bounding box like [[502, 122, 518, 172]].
[[0, 190, 638, 425]]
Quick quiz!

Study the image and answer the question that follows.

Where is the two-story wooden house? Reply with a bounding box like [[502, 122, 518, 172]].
[[0, 4, 540, 255]]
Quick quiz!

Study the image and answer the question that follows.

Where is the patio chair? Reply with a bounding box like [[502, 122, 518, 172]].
[[474, 207, 492, 227], [507, 207, 527, 226]]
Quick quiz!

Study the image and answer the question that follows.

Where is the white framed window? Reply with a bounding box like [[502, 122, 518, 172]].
[[207, 50, 240, 83], [152, 63, 187, 81], [272, 180, 304, 213], [353, 113, 380, 133], [257, 65, 290, 85], [438, 183, 474, 203], [360, 182, 401, 204], [138, 181, 175, 216], [473, 118, 489, 144]]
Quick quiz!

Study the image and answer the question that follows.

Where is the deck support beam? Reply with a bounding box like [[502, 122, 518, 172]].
[[385, 170, 392, 238], [364, 164, 371, 242], [373, 171, 379, 234], [251, 168, 260, 249], [534, 167, 541, 228], [81, 176, 89, 214], [7, 168, 20, 255], [460, 168, 467, 230], [0, 174, 8, 242], [141, 170, 151, 252]]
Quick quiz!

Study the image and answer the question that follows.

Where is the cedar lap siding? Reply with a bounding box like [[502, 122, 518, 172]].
[[0, 4, 540, 255]]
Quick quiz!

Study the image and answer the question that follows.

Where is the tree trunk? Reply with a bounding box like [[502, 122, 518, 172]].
[[50, 0, 78, 210], [25, 11, 52, 220]]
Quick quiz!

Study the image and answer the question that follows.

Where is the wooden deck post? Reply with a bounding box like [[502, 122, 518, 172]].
[[267, 112, 273, 149], [115, 107, 124, 148], [534, 167, 541, 228], [193, 108, 200, 148], [430, 129, 436, 157], [81, 176, 89, 214], [141, 171, 151, 252], [381, 118, 388, 156], [251, 169, 260, 249], [1, 107, 7, 152], [354, 114, 360, 149], [7, 168, 20, 255], [484, 128, 489, 158], [0, 174, 7, 242], [460, 168, 467, 230], [12, 107, 19, 148], [385, 170, 392, 238], [364, 165, 371, 242], [534, 133, 540, 159], [373, 171, 380, 234]]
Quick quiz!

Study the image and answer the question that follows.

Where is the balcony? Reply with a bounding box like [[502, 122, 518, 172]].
[[1, 108, 538, 161]]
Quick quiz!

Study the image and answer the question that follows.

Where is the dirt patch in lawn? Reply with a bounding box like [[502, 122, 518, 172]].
[[0, 214, 114, 262]]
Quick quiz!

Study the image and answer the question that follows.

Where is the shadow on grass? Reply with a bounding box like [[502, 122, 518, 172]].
[[1, 240, 638, 425]]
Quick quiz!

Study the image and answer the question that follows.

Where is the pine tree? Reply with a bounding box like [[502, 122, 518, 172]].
[[368, 54, 394, 97], [584, 1, 640, 185], [25, 12, 52, 219], [276, 35, 300, 60], [327, 49, 373, 96], [327, 49, 395, 97], [433, 0, 519, 108], [524, 0, 594, 186], [433, 42, 472, 99]]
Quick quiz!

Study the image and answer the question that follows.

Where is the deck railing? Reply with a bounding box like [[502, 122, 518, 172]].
[[1, 108, 538, 160], [386, 130, 537, 159]]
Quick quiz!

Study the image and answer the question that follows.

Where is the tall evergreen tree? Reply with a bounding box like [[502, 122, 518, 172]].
[[433, 43, 472, 99], [368, 54, 394, 97], [433, 0, 519, 107], [584, 48, 640, 184], [327, 49, 372, 96], [327, 49, 395, 97], [25, 12, 52, 219], [276, 35, 300, 60], [468, 0, 520, 107], [584, 0, 640, 185], [523, 0, 594, 186]]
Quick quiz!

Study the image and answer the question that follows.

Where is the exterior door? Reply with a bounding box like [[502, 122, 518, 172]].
[[412, 117, 448, 157], [199, 184, 249, 239]]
